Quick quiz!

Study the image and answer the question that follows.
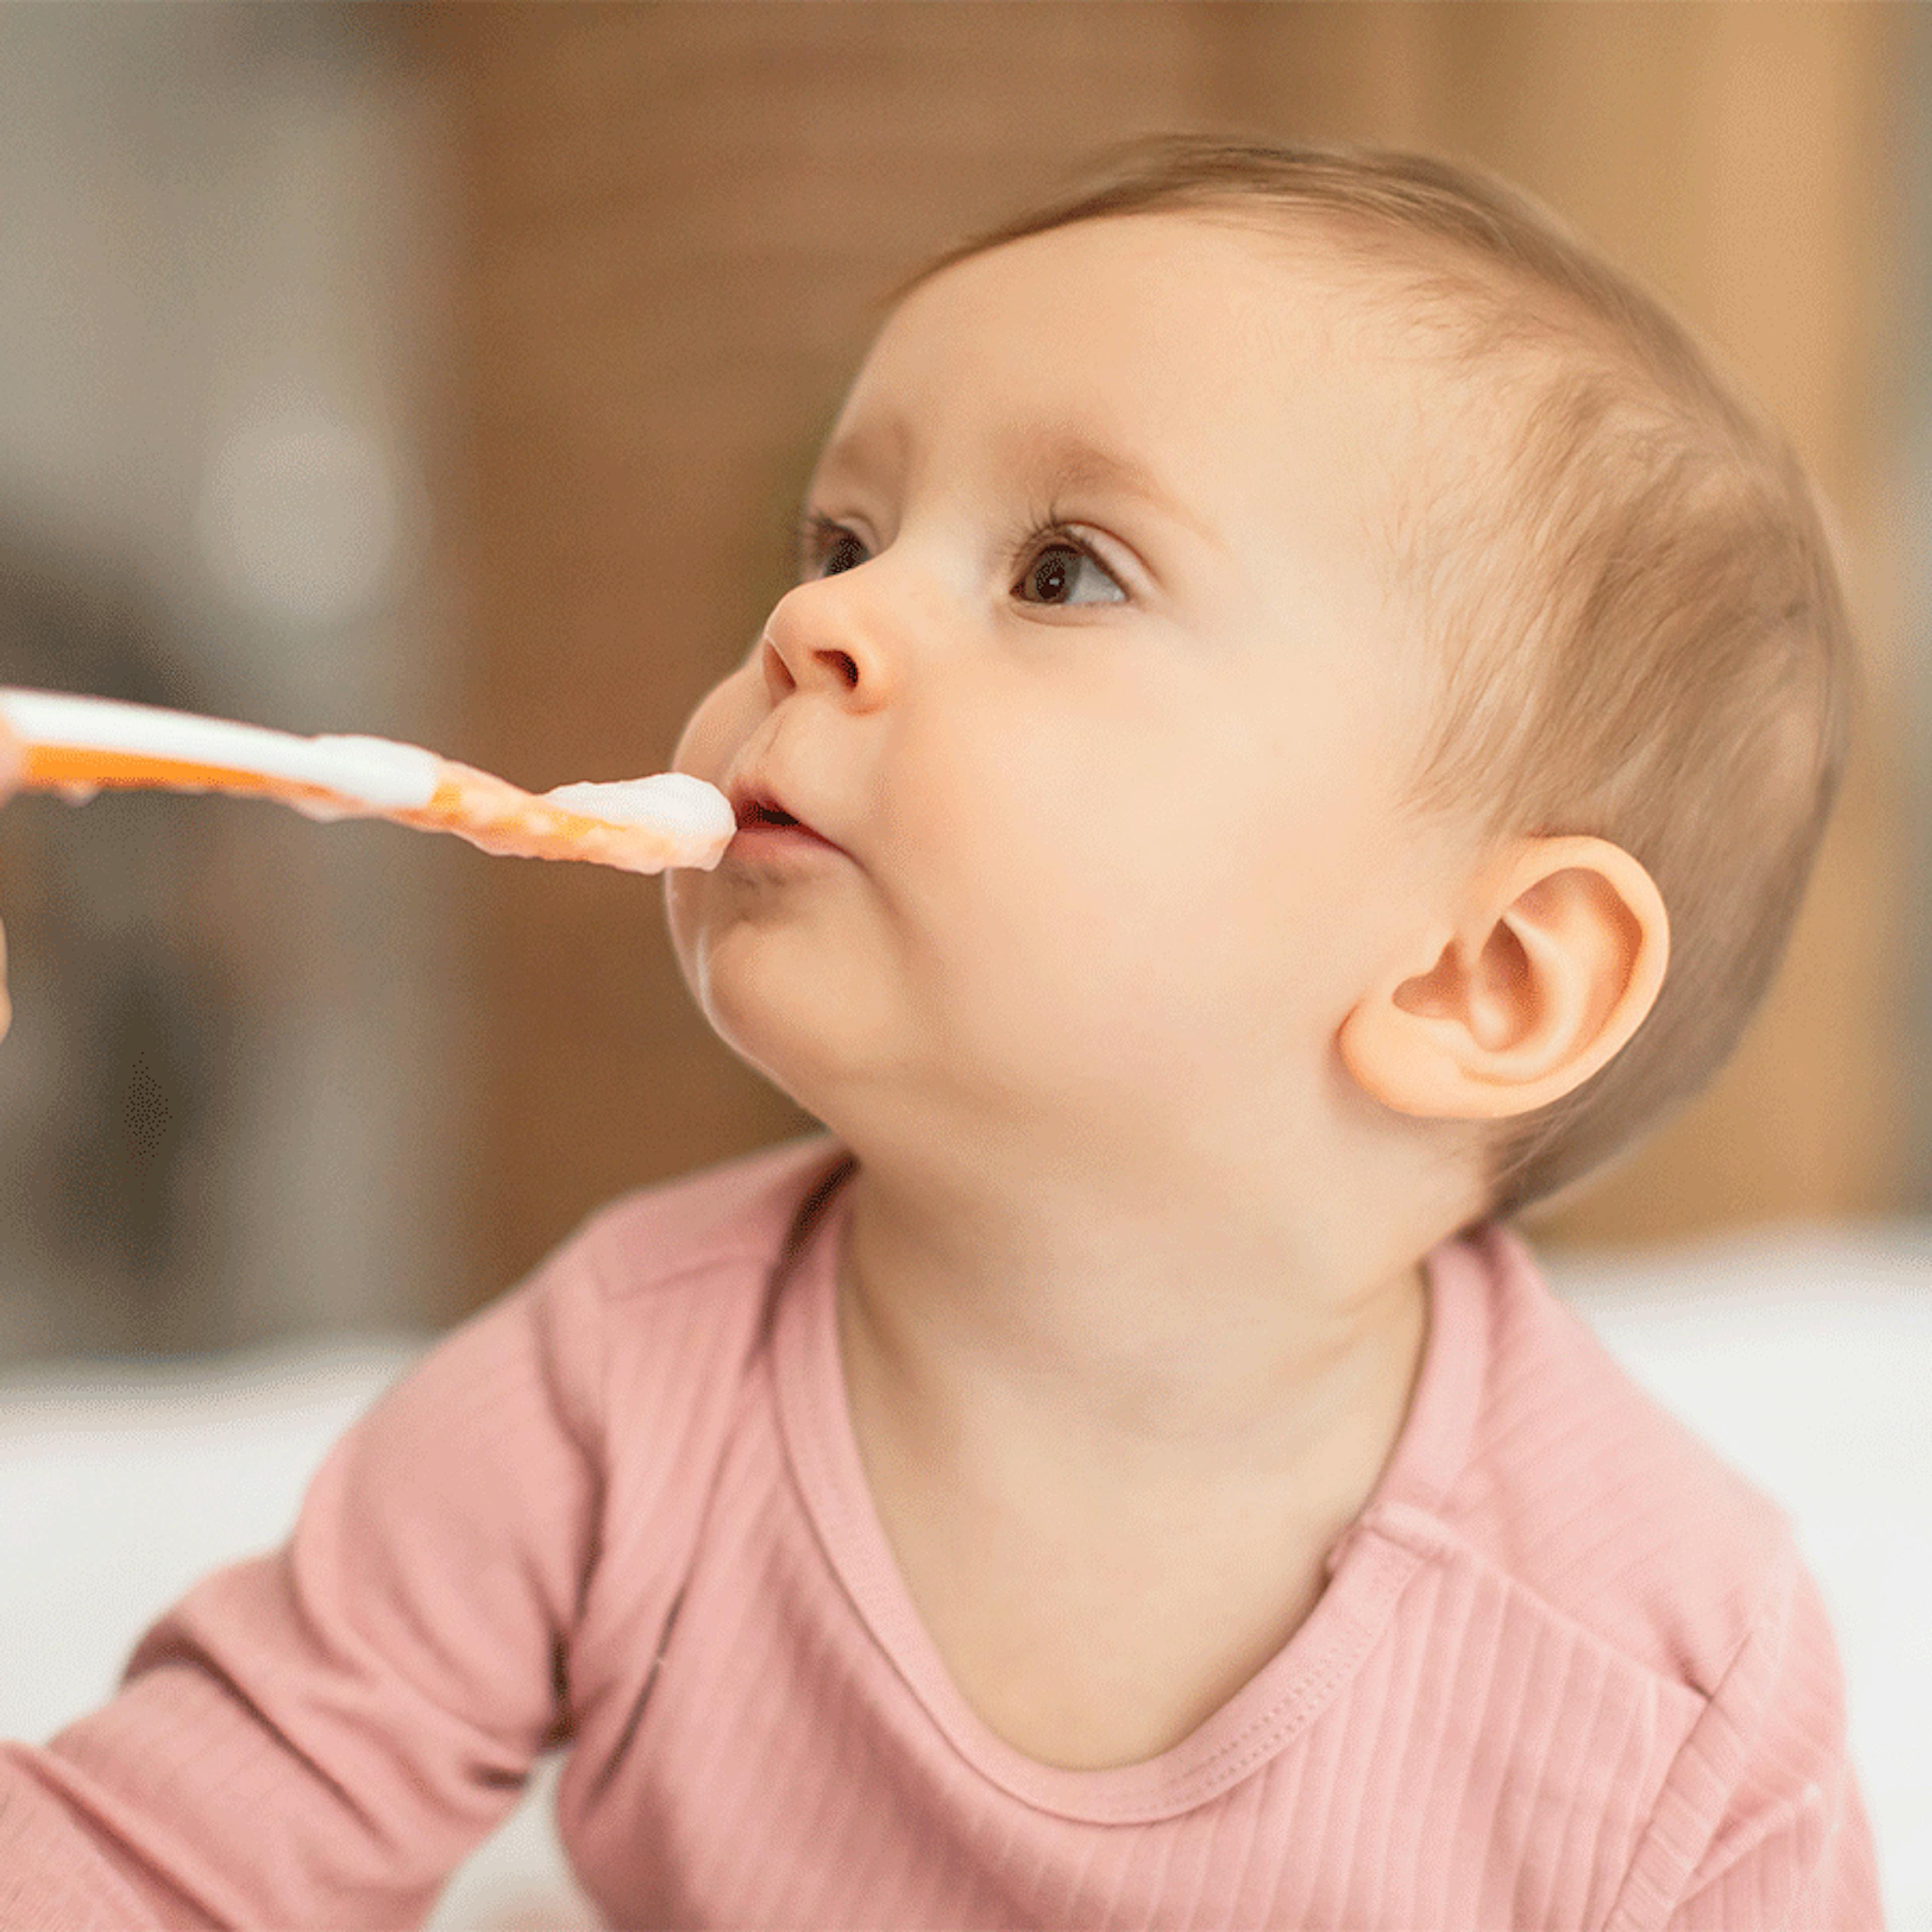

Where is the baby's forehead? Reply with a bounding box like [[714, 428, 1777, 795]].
[[839, 210, 1544, 571], [886, 209, 1398, 366], [855, 210, 1554, 476], [855, 219, 1392, 452]]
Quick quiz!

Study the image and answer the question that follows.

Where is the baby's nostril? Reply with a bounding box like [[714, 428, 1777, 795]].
[[829, 649, 859, 689]]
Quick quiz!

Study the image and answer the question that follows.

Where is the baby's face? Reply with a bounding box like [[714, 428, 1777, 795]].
[[668, 213, 1465, 1177]]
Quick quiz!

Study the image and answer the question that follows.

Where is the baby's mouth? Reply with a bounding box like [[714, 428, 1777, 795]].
[[727, 782, 844, 859], [737, 797, 800, 831]]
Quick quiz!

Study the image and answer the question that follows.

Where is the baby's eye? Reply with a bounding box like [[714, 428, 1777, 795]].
[[1016, 538, 1126, 608], [796, 516, 867, 581], [795, 513, 1128, 608]]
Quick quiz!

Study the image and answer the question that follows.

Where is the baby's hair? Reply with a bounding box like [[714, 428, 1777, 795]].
[[884, 134, 1858, 1227]]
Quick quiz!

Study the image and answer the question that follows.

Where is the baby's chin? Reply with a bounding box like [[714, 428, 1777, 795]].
[[670, 916, 868, 1119]]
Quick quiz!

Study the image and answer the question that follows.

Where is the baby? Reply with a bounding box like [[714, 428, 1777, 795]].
[[0, 137, 1881, 1929]]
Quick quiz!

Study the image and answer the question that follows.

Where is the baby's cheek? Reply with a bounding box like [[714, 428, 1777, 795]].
[[671, 664, 755, 781]]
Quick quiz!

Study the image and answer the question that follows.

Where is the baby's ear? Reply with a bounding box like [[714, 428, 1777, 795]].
[[1336, 836, 1669, 1121]]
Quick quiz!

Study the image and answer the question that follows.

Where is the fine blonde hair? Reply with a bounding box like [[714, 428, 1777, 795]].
[[886, 134, 1858, 1227]]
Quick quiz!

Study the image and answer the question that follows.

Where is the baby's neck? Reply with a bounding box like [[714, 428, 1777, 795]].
[[834, 1143, 1436, 1488]]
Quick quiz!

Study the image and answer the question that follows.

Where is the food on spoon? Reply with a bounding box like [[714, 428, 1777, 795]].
[[0, 688, 733, 875]]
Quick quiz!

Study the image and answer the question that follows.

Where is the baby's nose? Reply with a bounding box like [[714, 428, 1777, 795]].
[[760, 590, 877, 706]]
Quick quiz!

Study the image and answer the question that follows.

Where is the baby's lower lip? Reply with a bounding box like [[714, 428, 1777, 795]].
[[729, 820, 842, 861]]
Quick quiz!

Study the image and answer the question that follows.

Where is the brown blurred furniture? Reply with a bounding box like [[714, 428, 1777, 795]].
[[411, 2, 1914, 1302]]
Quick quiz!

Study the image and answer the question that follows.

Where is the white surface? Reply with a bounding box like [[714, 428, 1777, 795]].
[[1, 1222, 1927, 1926]]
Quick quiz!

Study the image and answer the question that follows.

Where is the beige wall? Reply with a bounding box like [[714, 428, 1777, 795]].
[[415, 3, 1916, 1299]]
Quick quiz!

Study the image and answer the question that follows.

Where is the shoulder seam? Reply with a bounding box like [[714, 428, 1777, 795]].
[[1668, 1776, 1836, 1918], [584, 1234, 779, 1306], [1364, 1497, 1794, 1700], [1601, 1528, 1811, 1931]]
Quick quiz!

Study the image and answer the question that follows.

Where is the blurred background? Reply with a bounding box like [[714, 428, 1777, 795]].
[[0, 0, 1927, 1358]]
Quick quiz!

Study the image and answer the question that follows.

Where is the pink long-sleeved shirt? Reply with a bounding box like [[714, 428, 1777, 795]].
[[0, 1136, 1883, 1929]]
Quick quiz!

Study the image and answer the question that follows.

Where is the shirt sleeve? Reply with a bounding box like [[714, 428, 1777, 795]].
[[0, 1233, 609, 1931], [1616, 1533, 1886, 1931]]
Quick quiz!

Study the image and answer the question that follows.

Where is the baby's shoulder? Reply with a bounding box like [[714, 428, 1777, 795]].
[[568, 1131, 852, 1302], [509, 1133, 850, 1402], [478, 1134, 852, 1488], [1439, 1226, 1799, 1700]]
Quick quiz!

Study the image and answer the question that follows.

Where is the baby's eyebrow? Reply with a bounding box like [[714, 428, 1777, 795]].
[[808, 419, 1220, 552], [1004, 428, 1214, 544]]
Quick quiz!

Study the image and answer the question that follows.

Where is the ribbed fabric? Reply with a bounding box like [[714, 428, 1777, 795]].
[[0, 1136, 1883, 1929]]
